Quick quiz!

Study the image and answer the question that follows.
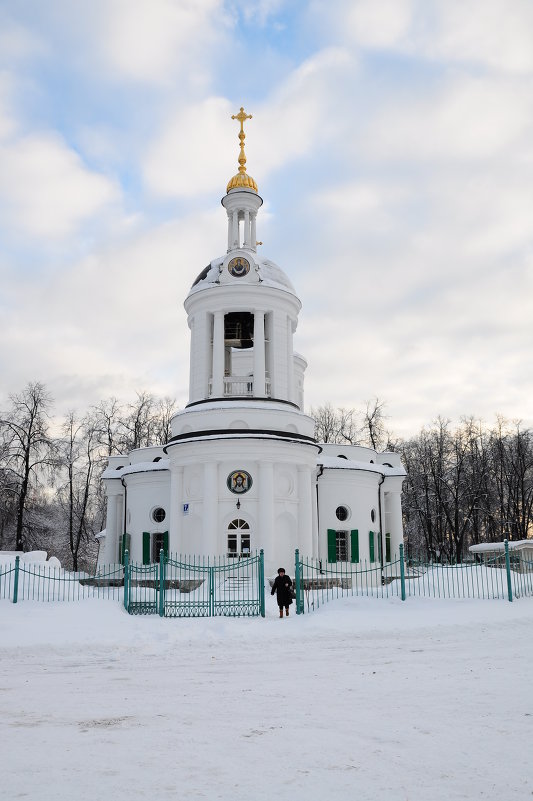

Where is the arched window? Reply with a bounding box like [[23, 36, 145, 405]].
[[227, 518, 251, 558]]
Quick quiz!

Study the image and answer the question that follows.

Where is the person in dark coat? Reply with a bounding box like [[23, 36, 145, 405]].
[[271, 568, 293, 617]]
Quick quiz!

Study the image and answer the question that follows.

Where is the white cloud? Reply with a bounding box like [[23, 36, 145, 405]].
[[93, 0, 229, 85], [346, 0, 413, 48], [0, 132, 120, 239], [237, 0, 285, 27], [362, 76, 532, 161], [420, 0, 533, 75], [0, 18, 48, 64], [323, 0, 533, 74], [252, 48, 355, 175], [0, 206, 227, 413], [143, 97, 236, 197]]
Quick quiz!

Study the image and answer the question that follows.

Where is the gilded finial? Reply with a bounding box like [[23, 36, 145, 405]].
[[227, 106, 258, 193]]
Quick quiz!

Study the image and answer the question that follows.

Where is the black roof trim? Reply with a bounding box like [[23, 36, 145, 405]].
[[164, 427, 318, 451], [185, 396, 300, 410]]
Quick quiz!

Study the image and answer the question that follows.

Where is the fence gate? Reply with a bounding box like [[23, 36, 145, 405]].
[[125, 550, 265, 618]]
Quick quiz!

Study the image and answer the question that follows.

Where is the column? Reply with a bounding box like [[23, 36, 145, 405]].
[[188, 316, 195, 401], [259, 461, 274, 569], [311, 469, 319, 559], [243, 209, 250, 247], [212, 310, 225, 397], [253, 310, 266, 397], [102, 492, 119, 564], [251, 213, 257, 251], [232, 211, 239, 249], [169, 465, 183, 554], [203, 312, 212, 399], [287, 316, 295, 404], [386, 490, 404, 556], [298, 465, 313, 555], [203, 462, 218, 555], [227, 211, 232, 251]]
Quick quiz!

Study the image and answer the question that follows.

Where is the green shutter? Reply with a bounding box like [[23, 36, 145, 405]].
[[385, 532, 391, 562], [143, 532, 151, 565], [378, 532, 383, 563], [369, 530, 375, 563], [327, 529, 337, 563], [163, 531, 169, 559], [350, 530, 359, 563]]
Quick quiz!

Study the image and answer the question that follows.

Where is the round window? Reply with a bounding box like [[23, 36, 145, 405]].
[[371, 508, 376, 523], [152, 507, 166, 523], [336, 506, 350, 522]]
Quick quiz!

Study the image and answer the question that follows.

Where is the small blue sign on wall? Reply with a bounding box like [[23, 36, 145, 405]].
[[183, 503, 189, 515]]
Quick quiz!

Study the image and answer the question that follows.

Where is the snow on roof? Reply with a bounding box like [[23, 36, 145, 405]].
[[101, 459, 170, 480], [187, 255, 297, 296], [469, 540, 533, 553], [319, 455, 406, 477]]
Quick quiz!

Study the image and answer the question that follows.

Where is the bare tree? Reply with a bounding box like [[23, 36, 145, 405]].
[[153, 396, 178, 445], [57, 411, 102, 570], [0, 383, 57, 551], [361, 397, 389, 451]]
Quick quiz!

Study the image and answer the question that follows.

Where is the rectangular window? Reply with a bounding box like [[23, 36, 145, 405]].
[[385, 532, 391, 562], [369, 531, 375, 563], [152, 532, 167, 563], [228, 533, 238, 558], [143, 532, 150, 565], [336, 530, 348, 562]]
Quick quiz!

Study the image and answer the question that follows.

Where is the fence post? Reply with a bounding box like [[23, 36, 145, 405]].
[[294, 549, 302, 615], [504, 540, 513, 602], [123, 550, 130, 612], [209, 565, 214, 617], [13, 555, 20, 604], [399, 544, 406, 602], [259, 549, 265, 618], [159, 549, 165, 617]]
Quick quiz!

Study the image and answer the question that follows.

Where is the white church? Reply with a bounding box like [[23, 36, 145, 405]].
[[97, 108, 405, 578]]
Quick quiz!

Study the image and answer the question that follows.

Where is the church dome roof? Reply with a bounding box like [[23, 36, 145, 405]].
[[226, 173, 258, 193], [189, 256, 297, 296]]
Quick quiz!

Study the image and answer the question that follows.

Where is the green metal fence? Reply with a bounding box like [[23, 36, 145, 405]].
[[294, 542, 533, 613], [125, 549, 265, 618], [0, 556, 124, 603]]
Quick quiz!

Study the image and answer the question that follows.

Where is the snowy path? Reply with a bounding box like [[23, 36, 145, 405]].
[[1, 597, 532, 800]]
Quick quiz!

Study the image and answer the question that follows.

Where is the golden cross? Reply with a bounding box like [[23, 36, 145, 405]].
[[231, 106, 253, 134], [231, 107, 253, 175]]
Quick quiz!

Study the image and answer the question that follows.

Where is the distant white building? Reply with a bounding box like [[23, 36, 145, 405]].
[[97, 108, 406, 578]]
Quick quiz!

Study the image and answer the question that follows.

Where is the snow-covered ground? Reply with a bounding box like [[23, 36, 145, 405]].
[[1, 596, 532, 801]]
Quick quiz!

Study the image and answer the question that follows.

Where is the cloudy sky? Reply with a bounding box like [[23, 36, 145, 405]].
[[1, 0, 532, 437]]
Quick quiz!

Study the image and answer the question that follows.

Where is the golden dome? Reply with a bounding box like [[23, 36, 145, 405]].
[[227, 106, 258, 194], [227, 172, 258, 192]]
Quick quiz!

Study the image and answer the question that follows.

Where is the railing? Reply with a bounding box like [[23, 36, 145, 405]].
[[125, 550, 265, 618], [294, 541, 533, 613], [0, 556, 124, 603], [208, 375, 271, 397]]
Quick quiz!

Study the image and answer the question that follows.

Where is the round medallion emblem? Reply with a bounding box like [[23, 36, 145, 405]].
[[227, 470, 253, 494], [228, 256, 250, 277]]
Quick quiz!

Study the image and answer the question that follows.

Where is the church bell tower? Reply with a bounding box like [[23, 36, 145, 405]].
[[184, 107, 305, 409]]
